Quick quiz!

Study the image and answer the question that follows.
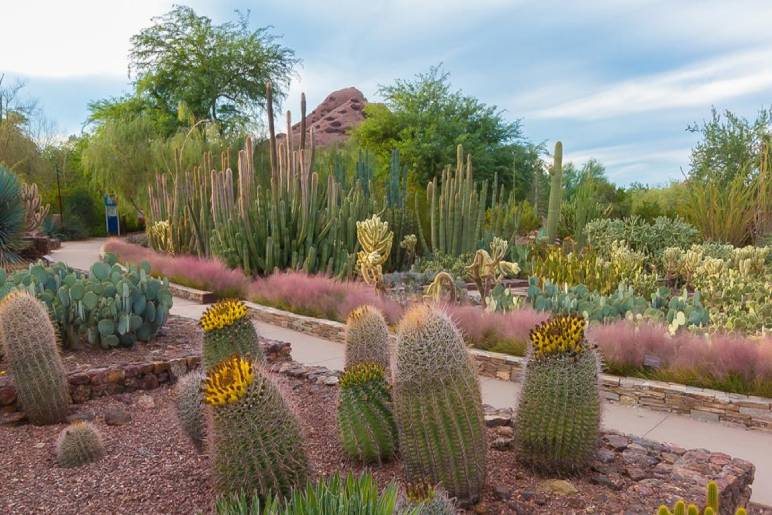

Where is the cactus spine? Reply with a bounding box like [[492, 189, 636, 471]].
[[337, 363, 398, 463], [199, 299, 263, 370], [0, 291, 70, 425], [56, 421, 105, 467], [174, 370, 206, 452], [514, 314, 600, 474], [393, 305, 486, 505], [344, 305, 390, 370], [546, 141, 563, 241], [203, 355, 309, 498]]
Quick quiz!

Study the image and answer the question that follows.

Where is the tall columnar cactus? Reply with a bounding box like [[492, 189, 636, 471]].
[[199, 299, 263, 370], [393, 305, 486, 505], [337, 363, 398, 463], [546, 141, 563, 241], [55, 421, 105, 467], [344, 305, 390, 370], [174, 370, 206, 452], [0, 291, 70, 425], [203, 355, 309, 498], [514, 314, 600, 474]]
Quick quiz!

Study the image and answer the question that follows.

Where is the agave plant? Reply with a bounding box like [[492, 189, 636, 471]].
[[0, 165, 27, 265]]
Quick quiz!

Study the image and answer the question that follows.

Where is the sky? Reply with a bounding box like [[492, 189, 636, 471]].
[[3, 0, 772, 186]]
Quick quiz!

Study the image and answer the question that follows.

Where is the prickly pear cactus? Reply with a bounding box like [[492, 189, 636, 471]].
[[337, 363, 398, 463], [174, 370, 206, 452], [203, 355, 308, 498], [344, 305, 390, 370], [514, 314, 600, 474], [393, 305, 486, 505], [0, 291, 70, 425], [56, 421, 105, 467], [199, 299, 263, 370]]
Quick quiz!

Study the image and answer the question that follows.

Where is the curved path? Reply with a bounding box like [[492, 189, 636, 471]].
[[49, 238, 772, 506]]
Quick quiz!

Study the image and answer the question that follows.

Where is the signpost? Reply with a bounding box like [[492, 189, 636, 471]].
[[104, 195, 120, 236]]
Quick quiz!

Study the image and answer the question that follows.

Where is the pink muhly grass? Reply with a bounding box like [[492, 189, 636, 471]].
[[588, 320, 672, 370], [701, 333, 766, 382], [248, 271, 403, 323], [102, 239, 248, 297], [445, 305, 548, 354]]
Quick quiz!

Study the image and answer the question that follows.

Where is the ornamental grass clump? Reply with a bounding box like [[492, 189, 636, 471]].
[[55, 421, 105, 468], [200, 299, 263, 370], [203, 355, 308, 499], [344, 305, 390, 370], [337, 363, 398, 463], [514, 314, 601, 474], [393, 305, 486, 505]]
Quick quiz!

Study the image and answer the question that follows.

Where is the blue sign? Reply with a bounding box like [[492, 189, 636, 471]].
[[104, 195, 120, 235]]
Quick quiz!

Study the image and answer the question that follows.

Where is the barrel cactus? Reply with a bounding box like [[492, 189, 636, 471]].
[[174, 370, 206, 452], [514, 314, 601, 474], [203, 355, 308, 498], [398, 481, 456, 514], [200, 299, 263, 370], [344, 305, 390, 370], [0, 291, 70, 424], [56, 421, 105, 467], [393, 305, 486, 505], [337, 363, 398, 463]]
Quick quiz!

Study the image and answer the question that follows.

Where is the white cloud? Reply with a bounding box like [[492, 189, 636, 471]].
[[530, 47, 772, 120]]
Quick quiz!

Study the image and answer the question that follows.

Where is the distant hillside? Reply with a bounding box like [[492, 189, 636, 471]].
[[277, 87, 367, 147]]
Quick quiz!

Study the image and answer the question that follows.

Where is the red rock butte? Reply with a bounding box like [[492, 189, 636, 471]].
[[276, 87, 367, 147]]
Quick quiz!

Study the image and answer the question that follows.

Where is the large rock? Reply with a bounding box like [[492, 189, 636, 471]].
[[276, 87, 367, 147]]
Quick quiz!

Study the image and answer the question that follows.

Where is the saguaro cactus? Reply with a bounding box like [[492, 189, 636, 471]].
[[514, 314, 600, 474], [203, 355, 309, 498], [546, 141, 563, 241], [0, 291, 70, 424], [393, 305, 486, 505], [199, 299, 263, 370]]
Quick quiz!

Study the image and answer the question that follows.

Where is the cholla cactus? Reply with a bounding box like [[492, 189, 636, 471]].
[[424, 272, 458, 304], [147, 220, 175, 254], [465, 237, 520, 309], [514, 314, 600, 474], [345, 305, 390, 370], [56, 421, 105, 467], [0, 291, 70, 425], [199, 299, 263, 370], [20, 182, 49, 234], [393, 305, 486, 505], [356, 214, 393, 290], [174, 370, 206, 452], [400, 234, 418, 264], [337, 363, 398, 463], [204, 355, 309, 498]]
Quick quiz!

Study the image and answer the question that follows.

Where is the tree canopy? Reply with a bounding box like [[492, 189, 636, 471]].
[[353, 65, 529, 187]]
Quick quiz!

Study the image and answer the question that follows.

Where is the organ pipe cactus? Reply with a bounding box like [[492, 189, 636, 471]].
[[344, 305, 390, 370], [203, 355, 309, 498], [0, 291, 70, 424], [393, 305, 486, 505], [514, 314, 601, 474], [356, 214, 393, 290], [56, 421, 105, 467], [199, 299, 263, 370], [337, 363, 398, 463], [546, 141, 563, 241]]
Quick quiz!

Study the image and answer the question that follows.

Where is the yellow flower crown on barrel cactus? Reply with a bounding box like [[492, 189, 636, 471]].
[[199, 299, 248, 333], [339, 362, 387, 388], [529, 314, 586, 358], [202, 355, 255, 406]]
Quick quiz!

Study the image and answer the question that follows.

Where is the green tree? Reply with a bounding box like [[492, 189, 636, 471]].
[[127, 5, 299, 134], [353, 65, 527, 186]]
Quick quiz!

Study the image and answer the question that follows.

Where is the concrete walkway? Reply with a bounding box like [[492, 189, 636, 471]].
[[50, 239, 772, 506]]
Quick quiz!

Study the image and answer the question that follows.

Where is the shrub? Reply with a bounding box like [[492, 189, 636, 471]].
[[393, 305, 486, 505], [204, 355, 308, 499], [215, 472, 400, 515], [56, 421, 105, 467], [103, 238, 247, 298], [514, 315, 601, 474], [0, 165, 27, 265], [0, 291, 70, 424]]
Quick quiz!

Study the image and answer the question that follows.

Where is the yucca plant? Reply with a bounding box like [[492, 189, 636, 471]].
[[0, 165, 27, 265], [215, 472, 402, 515]]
